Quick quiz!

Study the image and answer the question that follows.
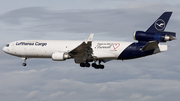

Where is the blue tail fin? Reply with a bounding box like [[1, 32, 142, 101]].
[[146, 12, 172, 33]]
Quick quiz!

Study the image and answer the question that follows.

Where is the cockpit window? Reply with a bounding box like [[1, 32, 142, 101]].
[[6, 44, 9, 47]]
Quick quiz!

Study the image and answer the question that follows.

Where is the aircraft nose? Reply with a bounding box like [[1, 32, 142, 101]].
[[3, 47, 8, 53], [3, 47, 6, 52]]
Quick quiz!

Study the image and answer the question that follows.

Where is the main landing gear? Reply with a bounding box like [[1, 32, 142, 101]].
[[92, 63, 104, 69], [80, 62, 90, 67], [22, 57, 27, 66], [79, 61, 105, 69]]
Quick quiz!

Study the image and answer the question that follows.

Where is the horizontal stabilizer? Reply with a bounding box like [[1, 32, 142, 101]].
[[142, 41, 159, 51], [159, 45, 167, 52]]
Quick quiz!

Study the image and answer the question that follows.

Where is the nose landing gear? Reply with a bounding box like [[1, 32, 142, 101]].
[[22, 57, 27, 66]]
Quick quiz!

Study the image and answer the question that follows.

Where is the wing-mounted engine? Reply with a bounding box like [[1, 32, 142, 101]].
[[52, 34, 94, 62], [52, 52, 70, 61], [133, 31, 176, 42]]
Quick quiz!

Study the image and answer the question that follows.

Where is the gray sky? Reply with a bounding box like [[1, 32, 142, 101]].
[[0, 0, 180, 101]]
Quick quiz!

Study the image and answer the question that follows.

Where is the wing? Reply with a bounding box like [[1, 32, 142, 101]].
[[68, 34, 94, 59]]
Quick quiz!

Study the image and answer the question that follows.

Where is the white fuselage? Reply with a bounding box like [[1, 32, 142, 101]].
[[3, 40, 132, 60]]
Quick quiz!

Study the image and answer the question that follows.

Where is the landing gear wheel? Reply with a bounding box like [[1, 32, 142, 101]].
[[22, 63, 27, 66], [92, 63, 97, 67], [22, 57, 27, 66], [85, 63, 90, 67], [80, 63, 85, 67], [99, 65, 104, 69], [92, 63, 104, 69], [80, 63, 90, 67]]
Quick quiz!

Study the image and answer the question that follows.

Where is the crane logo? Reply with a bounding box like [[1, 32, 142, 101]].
[[154, 19, 166, 31]]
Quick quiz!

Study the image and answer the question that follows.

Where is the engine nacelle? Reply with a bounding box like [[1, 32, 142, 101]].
[[133, 31, 176, 42], [52, 52, 70, 61]]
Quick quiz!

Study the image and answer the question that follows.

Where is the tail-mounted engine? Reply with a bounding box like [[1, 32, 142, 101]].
[[52, 52, 70, 61], [133, 31, 176, 42]]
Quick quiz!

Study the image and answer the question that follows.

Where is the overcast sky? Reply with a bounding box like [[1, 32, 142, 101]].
[[0, 0, 180, 101]]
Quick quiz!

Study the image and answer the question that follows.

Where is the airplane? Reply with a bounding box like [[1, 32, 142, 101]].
[[3, 12, 176, 69]]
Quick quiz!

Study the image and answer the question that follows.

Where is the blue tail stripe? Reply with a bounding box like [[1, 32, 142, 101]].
[[154, 33, 161, 42]]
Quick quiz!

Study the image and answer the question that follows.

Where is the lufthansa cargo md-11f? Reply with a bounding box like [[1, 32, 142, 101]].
[[3, 12, 176, 69]]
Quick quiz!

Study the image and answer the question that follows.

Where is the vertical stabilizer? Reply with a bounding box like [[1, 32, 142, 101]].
[[146, 12, 172, 33]]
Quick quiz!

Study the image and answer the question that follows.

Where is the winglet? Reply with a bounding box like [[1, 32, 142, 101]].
[[86, 33, 94, 42]]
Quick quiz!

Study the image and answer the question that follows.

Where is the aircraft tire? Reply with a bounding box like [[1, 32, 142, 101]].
[[99, 65, 104, 69], [80, 63, 85, 67], [92, 63, 97, 67], [85, 63, 90, 67], [94, 65, 100, 69], [93, 65, 104, 69], [22, 63, 27, 66], [94, 66, 99, 69]]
